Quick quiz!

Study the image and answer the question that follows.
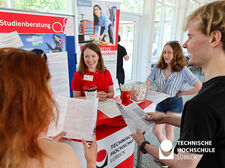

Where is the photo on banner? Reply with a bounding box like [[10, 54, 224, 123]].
[[77, 0, 121, 85], [19, 34, 66, 53], [77, 0, 120, 47]]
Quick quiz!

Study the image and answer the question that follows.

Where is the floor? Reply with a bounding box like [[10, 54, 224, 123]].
[[132, 67, 205, 168]]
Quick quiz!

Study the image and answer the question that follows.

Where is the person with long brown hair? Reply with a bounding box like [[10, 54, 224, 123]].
[[145, 41, 202, 144], [72, 42, 114, 101], [0, 48, 97, 168]]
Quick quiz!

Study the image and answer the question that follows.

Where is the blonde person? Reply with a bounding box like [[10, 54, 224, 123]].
[[133, 1, 225, 167], [145, 41, 202, 143], [0, 48, 97, 168], [72, 42, 114, 101]]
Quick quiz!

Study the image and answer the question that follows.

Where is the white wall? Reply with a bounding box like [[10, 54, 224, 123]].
[[136, 0, 155, 82]]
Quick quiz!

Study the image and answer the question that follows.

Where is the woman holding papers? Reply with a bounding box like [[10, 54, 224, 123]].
[[145, 41, 202, 143], [72, 42, 114, 101], [0, 48, 97, 168]]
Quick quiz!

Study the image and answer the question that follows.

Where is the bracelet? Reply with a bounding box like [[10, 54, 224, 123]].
[[140, 141, 150, 154]]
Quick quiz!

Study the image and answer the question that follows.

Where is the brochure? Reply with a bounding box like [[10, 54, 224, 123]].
[[47, 96, 98, 141], [116, 102, 154, 134]]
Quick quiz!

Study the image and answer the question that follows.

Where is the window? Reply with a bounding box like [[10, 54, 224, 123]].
[[0, 0, 7, 8], [182, 1, 200, 43], [118, 12, 140, 86], [15, 0, 67, 13], [1, 0, 69, 14], [182, 0, 200, 56], [188, 0, 200, 14], [165, 0, 176, 5], [162, 6, 175, 44], [119, 20, 135, 82], [152, 2, 162, 62], [120, 0, 144, 14], [152, 0, 178, 65]]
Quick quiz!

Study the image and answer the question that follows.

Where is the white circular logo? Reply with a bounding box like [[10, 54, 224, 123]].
[[160, 140, 173, 152]]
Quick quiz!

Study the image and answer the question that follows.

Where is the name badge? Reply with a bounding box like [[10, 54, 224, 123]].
[[83, 75, 93, 81]]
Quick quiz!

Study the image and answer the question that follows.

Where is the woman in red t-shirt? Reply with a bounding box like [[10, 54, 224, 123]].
[[72, 43, 114, 101]]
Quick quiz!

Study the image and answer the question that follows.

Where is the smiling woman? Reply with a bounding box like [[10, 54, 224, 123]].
[[83, 48, 100, 72], [72, 42, 114, 101]]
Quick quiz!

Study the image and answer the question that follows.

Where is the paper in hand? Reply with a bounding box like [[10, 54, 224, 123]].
[[47, 96, 98, 141], [116, 102, 154, 134]]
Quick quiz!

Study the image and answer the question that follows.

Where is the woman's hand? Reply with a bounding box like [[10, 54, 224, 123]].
[[177, 91, 184, 97], [145, 80, 151, 86], [177, 81, 202, 97], [97, 91, 107, 101], [82, 138, 97, 168], [51, 132, 72, 142]]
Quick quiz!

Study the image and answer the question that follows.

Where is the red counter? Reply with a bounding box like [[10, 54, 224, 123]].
[[68, 97, 152, 168], [95, 97, 152, 168]]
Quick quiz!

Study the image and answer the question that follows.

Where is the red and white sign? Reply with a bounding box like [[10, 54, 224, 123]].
[[67, 126, 135, 168], [0, 11, 74, 35], [96, 127, 135, 168]]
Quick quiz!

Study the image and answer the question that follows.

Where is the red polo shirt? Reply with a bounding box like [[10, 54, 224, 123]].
[[72, 69, 114, 96]]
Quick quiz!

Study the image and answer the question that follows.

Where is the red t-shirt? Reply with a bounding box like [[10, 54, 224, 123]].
[[72, 69, 114, 96]]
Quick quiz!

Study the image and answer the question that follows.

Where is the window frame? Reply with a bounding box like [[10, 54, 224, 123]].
[[119, 11, 141, 83], [152, 0, 179, 60]]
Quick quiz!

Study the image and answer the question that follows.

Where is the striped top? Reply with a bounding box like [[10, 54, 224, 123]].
[[147, 65, 198, 97]]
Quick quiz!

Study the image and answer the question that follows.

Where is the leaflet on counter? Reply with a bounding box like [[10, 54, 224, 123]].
[[98, 98, 121, 118], [47, 96, 98, 141], [116, 102, 154, 134]]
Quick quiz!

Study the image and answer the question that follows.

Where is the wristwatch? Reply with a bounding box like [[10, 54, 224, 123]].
[[140, 141, 150, 154]]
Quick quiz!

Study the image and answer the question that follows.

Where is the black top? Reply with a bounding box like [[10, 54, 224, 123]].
[[175, 76, 225, 167], [117, 44, 127, 74]]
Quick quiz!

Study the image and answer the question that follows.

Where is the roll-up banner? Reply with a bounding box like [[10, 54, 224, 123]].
[[0, 10, 76, 97], [77, 0, 120, 84]]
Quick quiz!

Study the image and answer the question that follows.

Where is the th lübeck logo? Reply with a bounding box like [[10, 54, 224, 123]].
[[96, 149, 108, 168], [159, 140, 174, 159]]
